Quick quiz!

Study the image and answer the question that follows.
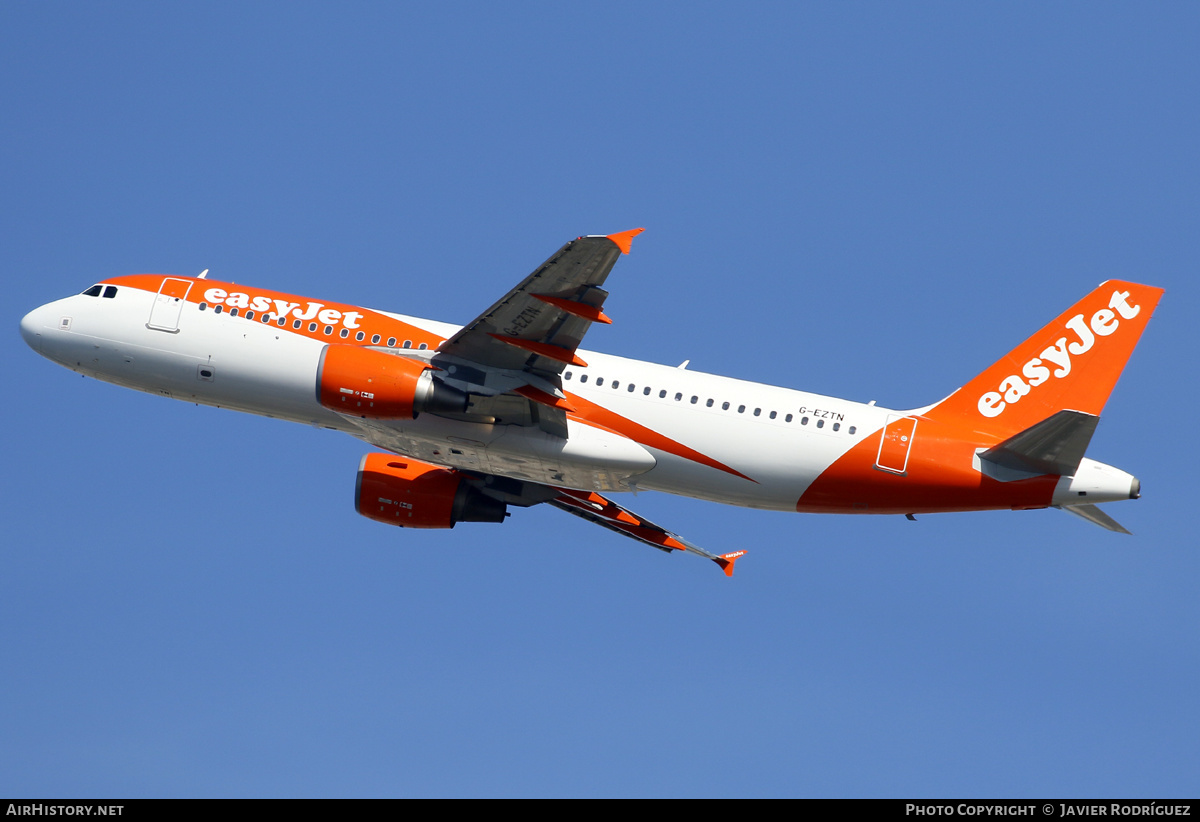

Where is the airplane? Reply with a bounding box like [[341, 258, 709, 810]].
[[19, 229, 1163, 576]]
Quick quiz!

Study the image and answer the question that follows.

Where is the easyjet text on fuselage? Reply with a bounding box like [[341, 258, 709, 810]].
[[202, 287, 365, 330]]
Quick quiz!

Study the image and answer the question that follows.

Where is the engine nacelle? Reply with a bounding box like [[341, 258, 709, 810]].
[[317, 344, 467, 419], [354, 453, 508, 529]]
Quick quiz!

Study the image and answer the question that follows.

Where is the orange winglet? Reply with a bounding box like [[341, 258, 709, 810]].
[[514, 384, 577, 412], [714, 550, 747, 577], [606, 227, 645, 255], [487, 334, 588, 367], [532, 294, 612, 324]]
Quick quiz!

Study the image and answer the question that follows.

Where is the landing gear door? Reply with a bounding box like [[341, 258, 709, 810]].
[[875, 415, 917, 475], [148, 278, 193, 333]]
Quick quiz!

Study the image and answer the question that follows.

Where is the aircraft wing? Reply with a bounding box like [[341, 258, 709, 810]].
[[432, 229, 643, 437], [436, 229, 640, 375], [550, 487, 746, 576]]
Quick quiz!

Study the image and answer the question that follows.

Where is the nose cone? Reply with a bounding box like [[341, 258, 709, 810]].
[[20, 306, 46, 354]]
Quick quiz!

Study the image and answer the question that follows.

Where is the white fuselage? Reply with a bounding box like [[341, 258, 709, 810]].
[[20, 275, 1141, 520], [20, 281, 896, 510]]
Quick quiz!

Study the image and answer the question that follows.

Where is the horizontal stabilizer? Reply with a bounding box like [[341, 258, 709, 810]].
[[1056, 503, 1132, 535], [980, 410, 1098, 477]]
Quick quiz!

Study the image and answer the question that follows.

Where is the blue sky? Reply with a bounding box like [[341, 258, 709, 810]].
[[3, 2, 1198, 797]]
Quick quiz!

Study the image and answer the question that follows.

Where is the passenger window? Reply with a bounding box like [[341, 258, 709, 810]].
[[611, 381, 619, 389], [278, 317, 287, 327], [643, 387, 650, 395], [786, 414, 793, 422], [230, 308, 239, 317], [674, 393, 682, 401], [214, 305, 223, 314], [418, 343, 428, 350], [564, 371, 573, 380], [738, 405, 745, 413], [387, 337, 396, 347], [246, 311, 254, 320], [628, 384, 635, 392], [340, 328, 349, 338], [309, 322, 318, 332], [323, 326, 333, 335], [769, 411, 777, 419], [294, 319, 302, 329], [580, 374, 588, 383], [402, 340, 411, 349], [199, 303, 207, 311], [801, 416, 808, 425], [706, 399, 713, 407], [596, 378, 604, 387], [722, 402, 729, 410], [82, 285, 103, 297], [103, 286, 117, 298], [262, 314, 271, 323], [817, 419, 824, 428], [371, 334, 381, 344], [659, 390, 666, 398], [690, 396, 698, 404], [753, 408, 761, 416], [848, 426, 856, 435], [356, 331, 365, 341]]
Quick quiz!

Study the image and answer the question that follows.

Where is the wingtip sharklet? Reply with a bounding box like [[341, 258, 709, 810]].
[[606, 227, 645, 255], [714, 550, 747, 577]]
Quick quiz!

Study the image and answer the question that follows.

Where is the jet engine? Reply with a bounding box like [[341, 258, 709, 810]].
[[317, 344, 467, 419], [354, 453, 507, 529]]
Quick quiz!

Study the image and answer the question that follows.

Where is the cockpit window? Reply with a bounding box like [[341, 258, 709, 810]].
[[102, 286, 117, 298], [82, 285, 103, 297]]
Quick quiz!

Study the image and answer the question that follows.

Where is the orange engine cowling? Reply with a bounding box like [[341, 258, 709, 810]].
[[355, 453, 508, 528], [317, 344, 467, 419]]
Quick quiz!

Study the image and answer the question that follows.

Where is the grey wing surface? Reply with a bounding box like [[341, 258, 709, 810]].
[[431, 229, 642, 437]]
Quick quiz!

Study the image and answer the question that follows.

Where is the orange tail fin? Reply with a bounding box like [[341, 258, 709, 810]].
[[926, 281, 1163, 438]]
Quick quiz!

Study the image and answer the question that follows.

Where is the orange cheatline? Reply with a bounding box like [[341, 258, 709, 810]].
[[565, 391, 757, 483], [513, 384, 577, 412]]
